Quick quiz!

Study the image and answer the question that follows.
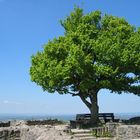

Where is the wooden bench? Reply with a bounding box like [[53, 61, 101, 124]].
[[70, 113, 115, 128], [76, 113, 114, 123]]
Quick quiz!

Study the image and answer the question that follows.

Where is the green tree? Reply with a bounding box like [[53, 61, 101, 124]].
[[30, 7, 140, 124]]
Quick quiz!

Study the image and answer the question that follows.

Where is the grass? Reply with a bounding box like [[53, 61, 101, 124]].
[[91, 131, 113, 137]]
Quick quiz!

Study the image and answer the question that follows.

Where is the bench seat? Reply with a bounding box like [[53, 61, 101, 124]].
[[76, 113, 114, 122], [70, 113, 115, 128]]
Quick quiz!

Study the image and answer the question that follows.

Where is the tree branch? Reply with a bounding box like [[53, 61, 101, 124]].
[[79, 95, 91, 109], [67, 91, 80, 96], [56, 87, 79, 96]]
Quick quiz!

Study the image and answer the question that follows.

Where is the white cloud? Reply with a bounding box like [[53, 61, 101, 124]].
[[3, 100, 21, 105]]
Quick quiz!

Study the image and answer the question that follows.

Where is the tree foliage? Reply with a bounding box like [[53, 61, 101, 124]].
[[30, 8, 140, 98]]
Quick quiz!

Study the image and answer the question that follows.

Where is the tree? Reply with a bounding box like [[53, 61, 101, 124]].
[[30, 7, 140, 124]]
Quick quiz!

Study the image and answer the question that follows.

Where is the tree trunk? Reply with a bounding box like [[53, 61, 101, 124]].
[[79, 90, 99, 125], [90, 93, 99, 125]]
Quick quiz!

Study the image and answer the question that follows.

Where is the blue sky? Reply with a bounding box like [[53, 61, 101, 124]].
[[0, 0, 140, 115]]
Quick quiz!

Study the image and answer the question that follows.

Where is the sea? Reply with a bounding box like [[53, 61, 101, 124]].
[[0, 112, 140, 122]]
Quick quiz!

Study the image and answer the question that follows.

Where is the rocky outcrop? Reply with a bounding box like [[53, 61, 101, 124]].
[[0, 127, 20, 140], [20, 125, 73, 140], [0, 120, 140, 140], [0, 120, 77, 140]]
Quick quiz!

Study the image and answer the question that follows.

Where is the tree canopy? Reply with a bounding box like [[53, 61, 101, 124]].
[[30, 7, 140, 123], [30, 8, 140, 96]]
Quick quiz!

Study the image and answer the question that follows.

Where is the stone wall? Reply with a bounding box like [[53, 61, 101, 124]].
[[105, 123, 140, 140], [26, 119, 63, 126], [105, 122, 121, 136], [116, 125, 140, 140]]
